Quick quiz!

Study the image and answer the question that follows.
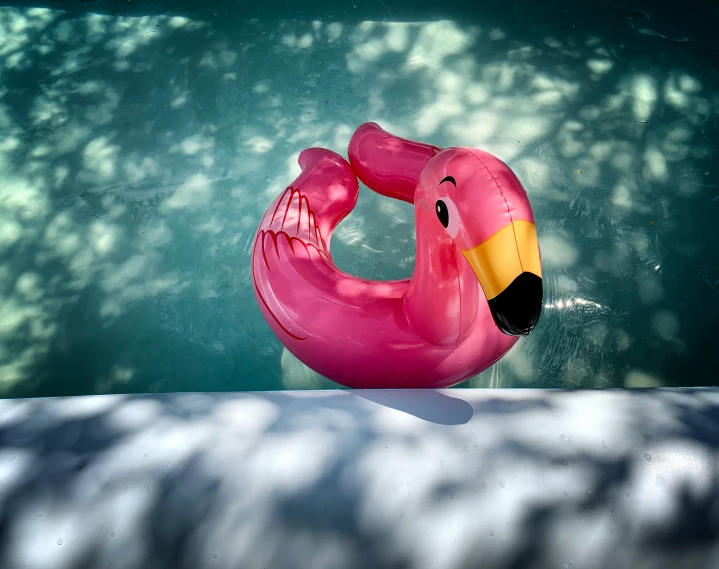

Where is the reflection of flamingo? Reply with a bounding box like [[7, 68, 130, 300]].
[[251, 122, 543, 388]]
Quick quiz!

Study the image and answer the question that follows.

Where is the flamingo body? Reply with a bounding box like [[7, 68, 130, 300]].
[[251, 123, 542, 388]]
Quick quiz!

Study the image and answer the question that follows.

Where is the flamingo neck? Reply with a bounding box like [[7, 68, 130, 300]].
[[403, 194, 480, 348]]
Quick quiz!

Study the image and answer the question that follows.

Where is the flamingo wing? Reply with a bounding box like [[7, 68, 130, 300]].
[[251, 149, 360, 342]]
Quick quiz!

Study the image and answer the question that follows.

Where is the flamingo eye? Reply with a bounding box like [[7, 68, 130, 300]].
[[435, 197, 460, 238], [435, 200, 449, 227]]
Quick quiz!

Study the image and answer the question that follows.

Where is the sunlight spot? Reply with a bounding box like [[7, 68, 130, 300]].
[[414, 94, 464, 136], [282, 33, 314, 49], [161, 174, 212, 210], [83, 137, 119, 181], [171, 95, 187, 108], [0, 134, 19, 152], [27, 7, 54, 21], [611, 183, 633, 208], [102, 199, 127, 220], [631, 75, 657, 122], [539, 234, 579, 267], [588, 141, 612, 160], [140, 219, 173, 248], [405, 21, 473, 71], [680, 74, 701, 93], [587, 59, 613, 74], [114, 366, 135, 382], [436, 70, 464, 92], [333, 123, 353, 148], [447, 110, 497, 144], [297, 33, 314, 49], [326, 22, 343, 42], [86, 13, 107, 40], [663, 125, 692, 157], [385, 23, 410, 52], [245, 136, 274, 154], [65, 248, 96, 290], [103, 255, 146, 293], [0, 300, 42, 338], [113, 59, 130, 72], [169, 16, 190, 28], [29, 144, 52, 158], [100, 300, 122, 319], [107, 18, 160, 58], [557, 121, 585, 157], [465, 83, 489, 105], [149, 275, 185, 295], [509, 115, 550, 144], [531, 90, 563, 106], [629, 230, 650, 258], [43, 212, 80, 257], [625, 370, 662, 388], [0, 178, 49, 218], [544, 37, 562, 49], [254, 81, 270, 94], [643, 146, 668, 182], [54, 122, 91, 155], [177, 135, 214, 155], [230, 185, 248, 200], [579, 105, 602, 121], [122, 156, 159, 184], [90, 222, 119, 256], [193, 217, 225, 235], [57, 232, 82, 258], [29, 89, 65, 124], [355, 20, 376, 38], [4, 52, 23, 69], [611, 149, 633, 172], [31, 316, 56, 341], [347, 37, 387, 72], [664, 77, 689, 110], [15, 272, 43, 302]]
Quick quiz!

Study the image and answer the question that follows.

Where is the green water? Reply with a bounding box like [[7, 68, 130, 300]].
[[0, 0, 717, 397]]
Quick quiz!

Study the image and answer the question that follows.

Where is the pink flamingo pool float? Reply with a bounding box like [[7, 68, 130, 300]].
[[251, 122, 543, 388]]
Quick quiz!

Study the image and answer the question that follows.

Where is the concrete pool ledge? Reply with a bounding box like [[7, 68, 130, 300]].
[[1, 387, 719, 568]]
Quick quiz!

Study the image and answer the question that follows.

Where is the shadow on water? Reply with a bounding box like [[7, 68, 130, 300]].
[[0, 0, 717, 397]]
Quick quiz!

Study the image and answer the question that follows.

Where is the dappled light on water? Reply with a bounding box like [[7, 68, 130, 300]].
[[0, 0, 717, 395]]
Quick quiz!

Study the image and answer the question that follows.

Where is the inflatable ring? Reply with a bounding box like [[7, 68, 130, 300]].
[[251, 123, 543, 388]]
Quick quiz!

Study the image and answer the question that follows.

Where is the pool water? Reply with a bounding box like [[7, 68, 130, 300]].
[[1, 0, 717, 397]]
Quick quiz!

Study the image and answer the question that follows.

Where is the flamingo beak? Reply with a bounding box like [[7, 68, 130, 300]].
[[460, 220, 543, 336]]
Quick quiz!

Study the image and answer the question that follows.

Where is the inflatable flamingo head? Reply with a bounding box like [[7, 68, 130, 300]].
[[418, 147, 543, 336]]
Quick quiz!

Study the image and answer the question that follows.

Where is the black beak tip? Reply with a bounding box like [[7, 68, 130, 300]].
[[487, 272, 543, 337]]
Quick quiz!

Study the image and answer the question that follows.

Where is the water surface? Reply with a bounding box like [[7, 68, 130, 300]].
[[0, 0, 717, 396]]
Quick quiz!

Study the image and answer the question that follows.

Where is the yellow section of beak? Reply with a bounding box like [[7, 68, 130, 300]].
[[460, 220, 542, 300]]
